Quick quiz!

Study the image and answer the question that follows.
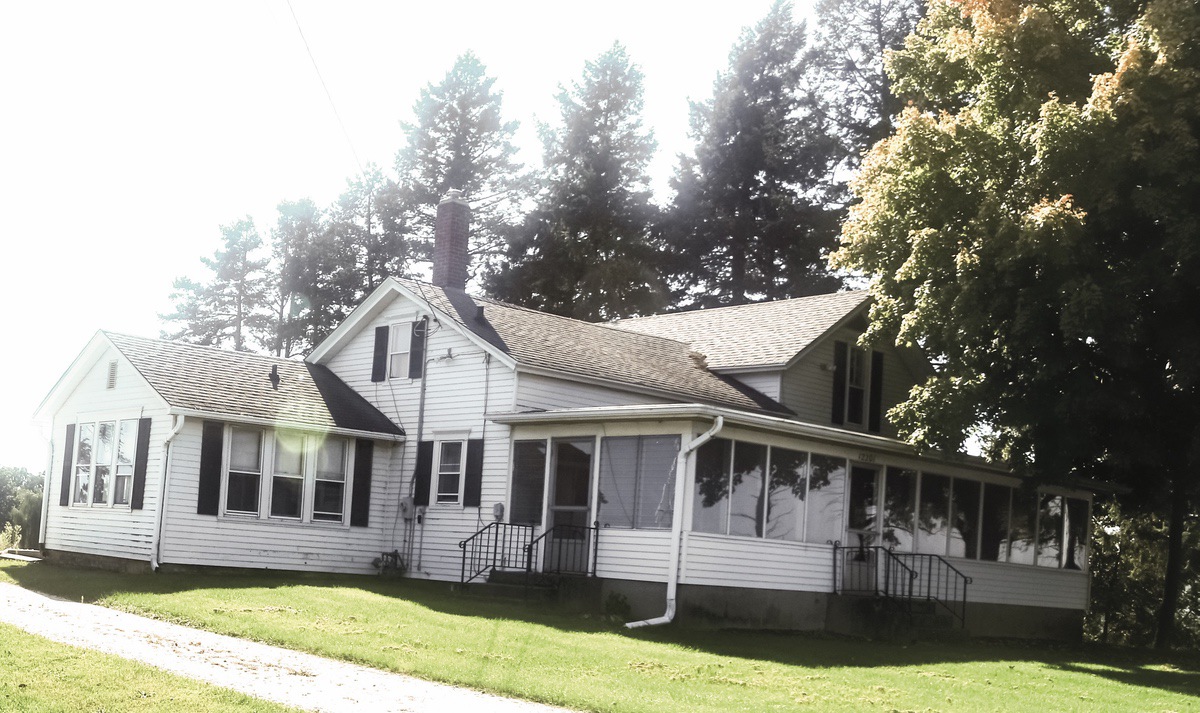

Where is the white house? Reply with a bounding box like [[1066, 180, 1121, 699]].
[[36, 191, 1094, 639]]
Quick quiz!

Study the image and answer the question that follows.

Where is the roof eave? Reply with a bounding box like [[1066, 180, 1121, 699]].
[[513, 364, 782, 415], [166, 408, 405, 441], [488, 403, 1018, 478]]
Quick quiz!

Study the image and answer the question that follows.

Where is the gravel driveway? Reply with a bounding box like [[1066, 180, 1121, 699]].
[[0, 581, 570, 712]]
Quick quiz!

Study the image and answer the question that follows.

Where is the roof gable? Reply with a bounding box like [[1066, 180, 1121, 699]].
[[611, 292, 873, 370], [105, 333, 402, 437], [309, 278, 789, 414]]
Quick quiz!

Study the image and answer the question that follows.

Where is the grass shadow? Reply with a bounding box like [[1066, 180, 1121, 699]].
[[5, 560, 1199, 701]]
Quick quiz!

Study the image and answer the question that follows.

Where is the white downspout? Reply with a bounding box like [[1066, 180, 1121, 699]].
[[150, 415, 186, 570], [625, 415, 724, 629]]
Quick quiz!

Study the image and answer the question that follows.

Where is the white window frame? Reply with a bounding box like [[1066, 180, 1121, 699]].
[[224, 426, 265, 516], [269, 431, 306, 520], [434, 440, 465, 505], [70, 417, 140, 509], [845, 345, 868, 427], [388, 323, 410, 379], [220, 426, 354, 526]]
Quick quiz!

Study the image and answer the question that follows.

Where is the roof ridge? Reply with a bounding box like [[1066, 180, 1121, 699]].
[[103, 331, 306, 366], [616, 290, 869, 324], [393, 278, 700, 351]]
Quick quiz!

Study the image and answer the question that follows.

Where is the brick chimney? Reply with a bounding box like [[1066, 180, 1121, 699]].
[[431, 189, 470, 290]]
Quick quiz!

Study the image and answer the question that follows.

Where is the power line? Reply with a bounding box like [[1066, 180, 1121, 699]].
[[284, 0, 364, 175]]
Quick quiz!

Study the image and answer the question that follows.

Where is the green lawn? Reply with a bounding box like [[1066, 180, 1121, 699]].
[[0, 621, 297, 712], [2, 561, 1197, 712]]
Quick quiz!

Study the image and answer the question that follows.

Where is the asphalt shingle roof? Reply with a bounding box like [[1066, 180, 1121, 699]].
[[394, 280, 790, 414], [610, 291, 871, 369], [106, 332, 402, 436]]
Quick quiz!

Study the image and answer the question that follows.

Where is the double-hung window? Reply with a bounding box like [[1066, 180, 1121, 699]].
[[388, 318, 428, 380], [436, 441, 464, 504], [270, 431, 305, 518], [222, 427, 351, 524], [72, 418, 140, 507], [226, 427, 263, 514], [313, 439, 347, 521], [845, 346, 867, 425]]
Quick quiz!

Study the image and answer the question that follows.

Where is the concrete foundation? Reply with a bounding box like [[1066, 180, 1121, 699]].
[[43, 549, 152, 574]]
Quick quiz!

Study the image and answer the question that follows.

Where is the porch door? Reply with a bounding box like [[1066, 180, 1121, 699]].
[[545, 438, 594, 573], [843, 465, 880, 591]]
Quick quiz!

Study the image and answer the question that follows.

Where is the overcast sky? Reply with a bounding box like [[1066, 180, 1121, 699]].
[[0, 1, 816, 472]]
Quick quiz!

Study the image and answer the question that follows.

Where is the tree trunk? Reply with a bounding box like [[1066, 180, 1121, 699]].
[[1154, 472, 1188, 649]]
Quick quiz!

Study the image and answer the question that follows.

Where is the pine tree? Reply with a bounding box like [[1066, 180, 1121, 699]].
[[269, 200, 357, 356], [808, 0, 924, 173], [161, 218, 271, 351], [489, 43, 665, 321], [328, 164, 418, 293], [667, 1, 843, 308], [395, 52, 528, 283]]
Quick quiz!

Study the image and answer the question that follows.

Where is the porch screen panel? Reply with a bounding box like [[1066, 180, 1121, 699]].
[[1007, 488, 1038, 565], [1064, 498, 1089, 570], [692, 438, 732, 534], [916, 472, 950, 555], [980, 483, 1011, 562], [949, 478, 981, 559], [728, 442, 767, 537], [883, 467, 917, 551], [847, 466, 878, 547], [805, 454, 845, 544], [509, 441, 546, 525], [1036, 494, 1064, 567], [635, 436, 679, 530], [765, 447, 808, 541], [598, 437, 638, 529]]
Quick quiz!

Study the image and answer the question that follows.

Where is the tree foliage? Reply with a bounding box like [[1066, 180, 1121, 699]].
[[396, 52, 528, 282], [832, 0, 1200, 647], [161, 218, 272, 352], [667, 1, 844, 308], [0, 467, 42, 550], [490, 44, 665, 320], [1087, 500, 1200, 647], [808, 0, 924, 172]]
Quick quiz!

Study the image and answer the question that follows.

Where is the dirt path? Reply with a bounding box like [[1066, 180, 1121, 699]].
[[0, 582, 570, 713]]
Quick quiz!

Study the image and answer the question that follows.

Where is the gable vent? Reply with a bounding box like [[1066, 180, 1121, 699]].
[[106, 360, 118, 390]]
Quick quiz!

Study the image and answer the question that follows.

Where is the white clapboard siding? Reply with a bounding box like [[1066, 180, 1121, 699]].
[[45, 344, 170, 562], [680, 532, 833, 592], [953, 560, 1089, 609], [726, 371, 782, 402], [595, 529, 673, 582], [515, 373, 672, 411], [782, 328, 918, 438], [320, 293, 518, 580], [158, 420, 401, 574]]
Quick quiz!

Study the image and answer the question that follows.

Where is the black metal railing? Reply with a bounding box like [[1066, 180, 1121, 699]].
[[833, 542, 917, 603], [832, 542, 972, 628], [892, 552, 972, 628], [458, 522, 535, 584], [526, 521, 599, 577]]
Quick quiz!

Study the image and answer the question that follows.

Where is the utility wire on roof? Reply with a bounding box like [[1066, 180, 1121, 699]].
[[285, 0, 364, 175]]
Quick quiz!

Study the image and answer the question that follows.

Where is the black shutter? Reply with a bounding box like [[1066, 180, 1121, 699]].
[[197, 421, 224, 516], [371, 325, 389, 382], [350, 439, 374, 527], [868, 351, 885, 433], [130, 417, 152, 510], [463, 439, 484, 507], [413, 440, 433, 506], [59, 424, 75, 506], [408, 318, 427, 379], [832, 341, 848, 425]]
